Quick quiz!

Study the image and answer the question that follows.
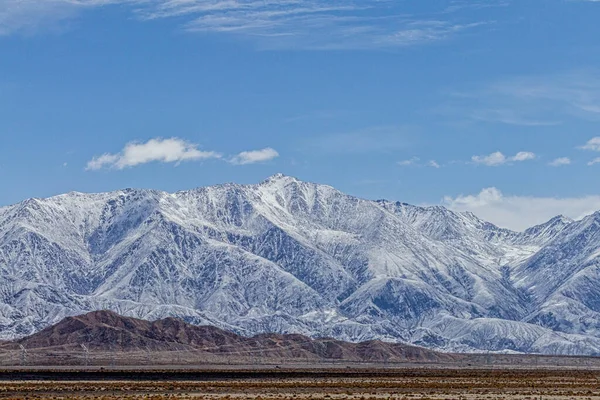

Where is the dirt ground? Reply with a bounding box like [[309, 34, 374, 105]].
[[2, 368, 600, 399]]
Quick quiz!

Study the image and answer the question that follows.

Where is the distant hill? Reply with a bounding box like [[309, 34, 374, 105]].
[[0, 310, 455, 364]]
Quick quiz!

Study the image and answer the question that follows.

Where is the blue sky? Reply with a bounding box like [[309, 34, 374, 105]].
[[1, 0, 600, 230]]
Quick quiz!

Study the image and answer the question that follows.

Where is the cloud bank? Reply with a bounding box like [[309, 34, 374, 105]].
[[443, 187, 600, 231]]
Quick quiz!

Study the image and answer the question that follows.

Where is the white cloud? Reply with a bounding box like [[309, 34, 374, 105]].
[[548, 157, 571, 167], [427, 160, 441, 168], [0, 1, 491, 49], [580, 137, 600, 151], [589, 157, 600, 166], [86, 138, 221, 170], [398, 157, 420, 167], [511, 151, 536, 162], [443, 187, 600, 231], [472, 151, 506, 166], [86, 153, 120, 171], [230, 147, 279, 165], [398, 158, 441, 168], [471, 151, 536, 166]]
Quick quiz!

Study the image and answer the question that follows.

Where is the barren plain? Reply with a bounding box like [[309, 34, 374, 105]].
[[2, 368, 600, 400]]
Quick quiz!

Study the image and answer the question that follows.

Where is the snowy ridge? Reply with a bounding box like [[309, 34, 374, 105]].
[[1, 174, 600, 355]]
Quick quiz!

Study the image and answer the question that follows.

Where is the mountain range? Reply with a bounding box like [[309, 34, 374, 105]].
[[1, 174, 599, 355]]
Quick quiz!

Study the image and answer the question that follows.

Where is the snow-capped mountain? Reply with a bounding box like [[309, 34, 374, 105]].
[[1, 174, 600, 355]]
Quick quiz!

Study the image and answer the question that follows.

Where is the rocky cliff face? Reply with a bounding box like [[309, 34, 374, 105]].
[[1, 174, 600, 355]]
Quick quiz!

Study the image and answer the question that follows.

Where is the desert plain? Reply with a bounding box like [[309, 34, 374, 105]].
[[2, 367, 600, 400]]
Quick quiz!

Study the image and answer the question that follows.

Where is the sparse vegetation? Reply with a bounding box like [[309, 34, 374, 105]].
[[2, 368, 600, 399]]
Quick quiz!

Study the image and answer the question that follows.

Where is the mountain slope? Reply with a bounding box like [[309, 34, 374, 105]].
[[1, 174, 599, 355]]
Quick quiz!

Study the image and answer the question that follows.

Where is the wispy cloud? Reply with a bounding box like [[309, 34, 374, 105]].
[[443, 187, 600, 231], [443, 70, 600, 126], [398, 157, 420, 167], [442, 1, 510, 14], [230, 147, 279, 165], [427, 160, 441, 168], [471, 151, 536, 166], [467, 108, 561, 126], [548, 157, 571, 167], [284, 109, 346, 123], [398, 157, 441, 168], [0, 0, 126, 35], [589, 158, 600, 166], [309, 126, 412, 154], [488, 71, 600, 119], [0, 1, 493, 49]]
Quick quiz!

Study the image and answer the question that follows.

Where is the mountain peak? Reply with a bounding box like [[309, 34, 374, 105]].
[[549, 214, 574, 224], [260, 173, 308, 188], [262, 173, 297, 182], [525, 214, 573, 234]]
